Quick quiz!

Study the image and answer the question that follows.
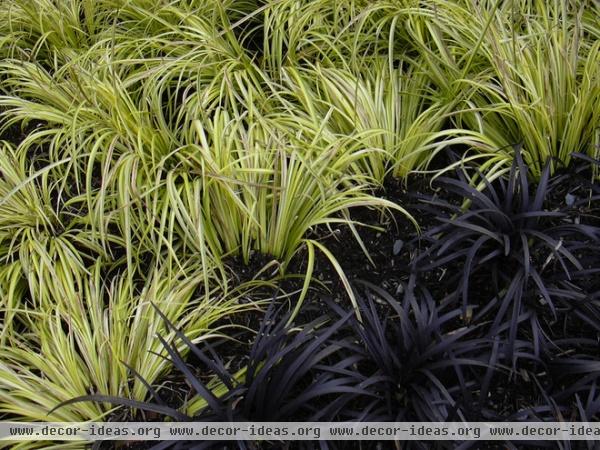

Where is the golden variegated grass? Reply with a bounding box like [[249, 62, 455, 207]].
[[370, 0, 600, 179], [0, 140, 261, 427], [0, 262, 258, 419]]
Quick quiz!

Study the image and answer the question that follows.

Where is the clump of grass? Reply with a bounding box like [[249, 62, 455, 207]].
[[0, 261, 258, 422], [399, 0, 600, 179], [270, 61, 450, 181]]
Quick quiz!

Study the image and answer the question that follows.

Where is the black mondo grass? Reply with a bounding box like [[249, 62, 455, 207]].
[[411, 147, 600, 362], [52, 300, 374, 449], [327, 280, 492, 424]]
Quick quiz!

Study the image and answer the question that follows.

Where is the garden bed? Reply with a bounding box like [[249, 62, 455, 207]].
[[0, 1, 599, 450]]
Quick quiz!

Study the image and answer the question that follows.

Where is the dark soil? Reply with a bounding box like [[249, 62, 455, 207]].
[[287, 173, 446, 300], [548, 156, 600, 227], [0, 107, 44, 147]]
